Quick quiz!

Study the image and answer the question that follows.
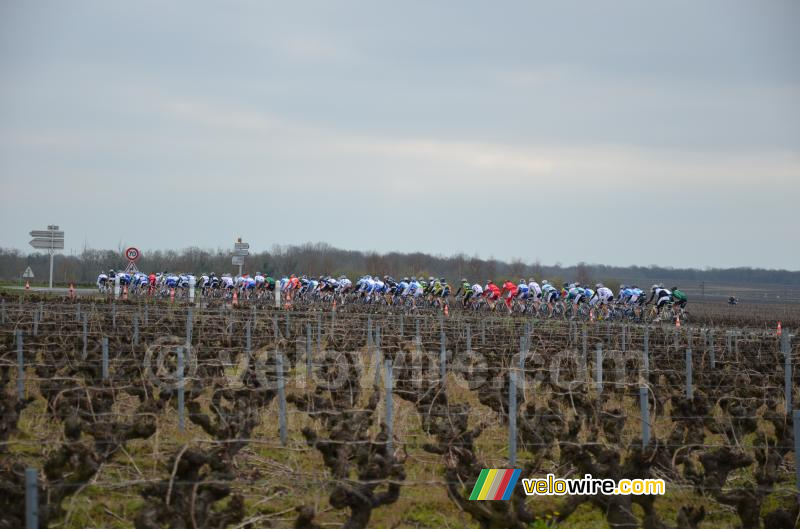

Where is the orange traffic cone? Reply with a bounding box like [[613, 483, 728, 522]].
[[675, 315, 681, 328], [232, 289, 238, 306], [25, 281, 30, 290], [170, 288, 175, 303], [777, 321, 782, 337], [69, 283, 75, 298]]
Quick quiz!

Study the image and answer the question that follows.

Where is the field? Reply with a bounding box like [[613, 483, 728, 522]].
[[1, 292, 798, 529]]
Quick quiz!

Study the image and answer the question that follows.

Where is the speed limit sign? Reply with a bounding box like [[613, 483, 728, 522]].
[[124, 247, 140, 262]]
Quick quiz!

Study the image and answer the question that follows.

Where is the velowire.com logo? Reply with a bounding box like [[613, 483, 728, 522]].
[[469, 471, 667, 500]]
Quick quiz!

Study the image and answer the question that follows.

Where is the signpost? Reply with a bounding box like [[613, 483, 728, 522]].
[[232, 239, 249, 276], [124, 247, 141, 274], [28, 225, 63, 289]]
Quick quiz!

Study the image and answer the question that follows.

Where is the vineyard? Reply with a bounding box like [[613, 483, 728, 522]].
[[1, 293, 799, 529]]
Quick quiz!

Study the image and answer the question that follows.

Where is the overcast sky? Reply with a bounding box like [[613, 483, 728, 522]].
[[1, 1, 798, 269]]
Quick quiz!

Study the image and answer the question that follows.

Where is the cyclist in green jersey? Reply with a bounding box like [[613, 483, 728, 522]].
[[671, 287, 688, 309]]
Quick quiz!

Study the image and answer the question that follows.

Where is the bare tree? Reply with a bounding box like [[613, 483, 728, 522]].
[[576, 262, 592, 285]]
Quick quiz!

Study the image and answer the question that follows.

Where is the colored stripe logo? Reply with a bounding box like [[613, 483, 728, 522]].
[[469, 469, 521, 500]]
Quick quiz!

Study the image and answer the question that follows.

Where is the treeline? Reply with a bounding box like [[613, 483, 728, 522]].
[[1, 244, 799, 287]]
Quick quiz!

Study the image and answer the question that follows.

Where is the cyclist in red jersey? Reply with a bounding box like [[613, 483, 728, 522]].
[[501, 280, 518, 313], [483, 280, 501, 310]]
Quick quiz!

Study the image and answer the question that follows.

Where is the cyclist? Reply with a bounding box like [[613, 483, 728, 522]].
[[357, 275, 374, 300], [298, 275, 310, 296], [285, 275, 301, 302], [131, 272, 145, 292], [118, 272, 132, 288], [221, 274, 234, 292], [438, 278, 451, 307], [524, 278, 541, 312], [319, 276, 335, 295], [254, 272, 266, 293], [590, 283, 614, 318], [517, 279, 530, 299], [541, 280, 559, 314], [401, 276, 417, 298], [565, 283, 582, 306], [646, 284, 673, 317], [403, 277, 424, 307], [338, 275, 353, 296], [469, 282, 483, 308], [559, 282, 568, 299], [630, 285, 644, 305], [97, 271, 109, 293], [567, 284, 588, 318], [199, 273, 210, 292], [197, 273, 208, 294], [422, 277, 435, 297], [165, 273, 180, 291], [373, 276, 386, 303], [581, 285, 594, 306], [671, 286, 688, 310], [384, 276, 398, 298], [264, 274, 276, 293], [394, 277, 410, 304], [501, 279, 517, 313], [233, 274, 245, 293], [243, 275, 256, 298], [618, 285, 632, 304], [454, 278, 472, 307], [528, 278, 542, 299], [148, 273, 157, 295], [483, 280, 501, 310]]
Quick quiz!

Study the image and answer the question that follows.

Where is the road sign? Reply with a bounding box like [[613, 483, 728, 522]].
[[30, 238, 65, 250], [28, 225, 63, 288], [22, 266, 34, 278], [124, 247, 141, 261], [232, 239, 248, 275], [29, 230, 65, 238], [123, 246, 141, 274]]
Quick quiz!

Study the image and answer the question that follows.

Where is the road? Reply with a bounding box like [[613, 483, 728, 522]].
[[6, 286, 99, 297]]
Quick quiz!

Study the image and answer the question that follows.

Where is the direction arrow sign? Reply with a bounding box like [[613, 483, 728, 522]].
[[234, 242, 250, 250], [29, 230, 65, 238], [30, 239, 65, 250], [29, 225, 64, 289], [233, 249, 249, 256], [232, 256, 244, 265]]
